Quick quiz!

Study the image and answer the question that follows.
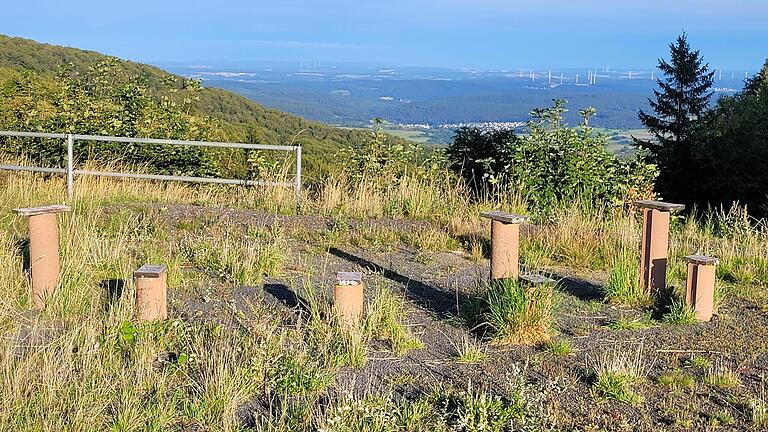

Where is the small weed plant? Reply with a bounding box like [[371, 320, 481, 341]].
[[704, 359, 741, 388], [546, 339, 573, 356], [591, 344, 650, 405], [452, 334, 489, 364]]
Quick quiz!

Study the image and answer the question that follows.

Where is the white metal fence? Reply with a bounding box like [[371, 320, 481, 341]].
[[0, 131, 302, 198]]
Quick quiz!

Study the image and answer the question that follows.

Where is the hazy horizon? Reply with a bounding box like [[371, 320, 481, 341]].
[[3, 0, 767, 70]]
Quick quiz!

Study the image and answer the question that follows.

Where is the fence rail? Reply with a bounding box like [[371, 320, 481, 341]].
[[0, 131, 302, 198]]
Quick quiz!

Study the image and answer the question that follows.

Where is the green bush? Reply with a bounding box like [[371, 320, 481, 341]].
[[0, 59, 229, 176], [447, 100, 657, 212]]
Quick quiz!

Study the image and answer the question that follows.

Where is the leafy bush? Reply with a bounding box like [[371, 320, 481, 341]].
[[447, 100, 657, 212], [337, 119, 448, 186], [0, 59, 230, 176]]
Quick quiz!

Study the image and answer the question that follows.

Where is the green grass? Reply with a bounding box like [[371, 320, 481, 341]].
[[546, 338, 573, 356], [484, 278, 554, 346], [591, 344, 648, 405], [704, 360, 741, 388], [684, 355, 711, 369], [3, 162, 768, 429], [662, 300, 699, 325], [657, 369, 695, 391], [604, 253, 652, 307]]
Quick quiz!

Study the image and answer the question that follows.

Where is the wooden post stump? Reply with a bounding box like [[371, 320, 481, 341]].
[[480, 211, 529, 281], [13, 205, 72, 309], [334, 272, 364, 328], [633, 200, 685, 296], [684, 255, 719, 322], [134, 265, 168, 321]]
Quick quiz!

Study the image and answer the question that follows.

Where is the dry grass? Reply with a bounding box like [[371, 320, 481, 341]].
[[2, 163, 768, 429]]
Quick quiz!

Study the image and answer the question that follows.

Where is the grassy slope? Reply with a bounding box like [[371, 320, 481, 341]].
[[0, 34, 386, 175]]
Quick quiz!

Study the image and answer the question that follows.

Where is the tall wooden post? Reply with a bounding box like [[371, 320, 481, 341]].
[[634, 200, 685, 296], [13, 205, 72, 309]]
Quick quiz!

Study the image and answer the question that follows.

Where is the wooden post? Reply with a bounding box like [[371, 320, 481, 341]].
[[134, 265, 168, 321], [12, 205, 72, 309], [684, 255, 719, 321], [334, 272, 364, 328], [633, 200, 685, 296], [480, 211, 529, 280]]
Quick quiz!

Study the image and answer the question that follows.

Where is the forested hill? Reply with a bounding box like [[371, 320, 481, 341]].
[[0, 34, 381, 175]]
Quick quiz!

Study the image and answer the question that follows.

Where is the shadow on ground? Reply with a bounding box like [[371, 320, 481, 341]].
[[547, 271, 605, 302], [100, 278, 125, 312], [329, 247, 468, 318], [264, 282, 312, 317]]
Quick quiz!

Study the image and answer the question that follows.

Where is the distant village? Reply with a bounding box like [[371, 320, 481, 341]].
[[395, 121, 526, 131]]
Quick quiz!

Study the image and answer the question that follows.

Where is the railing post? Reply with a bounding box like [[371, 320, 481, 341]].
[[295, 145, 302, 198], [66, 134, 74, 199]]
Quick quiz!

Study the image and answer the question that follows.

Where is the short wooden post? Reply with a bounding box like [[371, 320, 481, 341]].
[[334, 272, 364, 328], [12, 205, 72, 309], [480, 211, 529, 280], [634, 200, 685, 296], [134, 265, 168, 321], [684, 255, 718, 322]]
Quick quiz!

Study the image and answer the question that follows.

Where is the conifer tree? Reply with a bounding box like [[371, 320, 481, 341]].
[[638, 32, 715, 201]]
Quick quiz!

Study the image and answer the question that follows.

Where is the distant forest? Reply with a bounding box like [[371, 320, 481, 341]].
[[208, 78, 652, 130]]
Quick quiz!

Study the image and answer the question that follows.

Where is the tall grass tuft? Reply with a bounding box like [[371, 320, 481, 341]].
[[484, 278, 554, 346], [604, 251, 652, 308]]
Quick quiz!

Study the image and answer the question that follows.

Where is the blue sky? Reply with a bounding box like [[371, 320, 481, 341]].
[[4, 0, 767, 69]]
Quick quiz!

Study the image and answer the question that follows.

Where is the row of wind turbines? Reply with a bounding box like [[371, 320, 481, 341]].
[[516, 66, 751, 86]]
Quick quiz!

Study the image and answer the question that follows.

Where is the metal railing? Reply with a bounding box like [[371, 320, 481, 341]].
[[0, 131, 302, 198]]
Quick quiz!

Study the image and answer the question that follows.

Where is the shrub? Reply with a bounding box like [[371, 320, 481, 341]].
[[0, 59, 228, 176], [446, 100, 657, 213]]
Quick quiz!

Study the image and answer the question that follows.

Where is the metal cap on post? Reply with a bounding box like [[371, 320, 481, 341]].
[[134, 264, 168, 322], [12, 205, 72, 309], [633, 200, 685, 297], [481, 211, 529, 281], [334, 272, 364, 328]]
